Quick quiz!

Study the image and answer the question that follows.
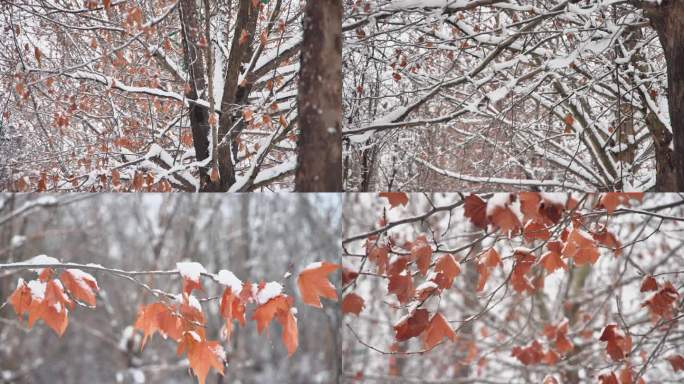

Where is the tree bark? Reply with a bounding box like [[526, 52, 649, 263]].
[[640, 0, 684, 190], [179, 0, 211, 189], [295, 0, 343, 192]]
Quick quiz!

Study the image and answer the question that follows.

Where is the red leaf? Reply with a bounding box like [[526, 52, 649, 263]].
[[640, 275, 658, 292], [379, 192, 409, 208], [487, 193, 522, 235], [599, 324, 631, 361], [511, 340, 544, 365], [410, 235, 432, 276], [388, 274, 414, 304], [667, 355, 684, 372], [8, 279, 32, 316], [297, 262, 339, 308], [523, 221, 550, 242], [366, 236, 390, 275], [464, 194, 488, 229], [598, 372, 619, 384], [598, 193, 644, 214], [433, 253, 460, 289], [341, 293, 365, 316], [422, 313, 456, 349], [394, 309, 430, 342], [562, 228, 600, 265], [642, 281, 678, 319]]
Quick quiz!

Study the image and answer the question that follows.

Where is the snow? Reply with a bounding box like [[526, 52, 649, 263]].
[[256, 281, 283, 305], [176, 262, 206, 282], [415, 281, 438, 291], [187, 331, 202, 342], [540, 193, 568, 207], [131, 369, 145, 384], [486, 193, 513, 216], [211, 344, 226, 361], [302, 261, 323, 272], [26, 255, 59, 273], [187, 295, 202, 311], [66, 269, 99, 289], [27, 280, 46, 300], [217, 270, 243, 293], [10, 235, 26, 248]]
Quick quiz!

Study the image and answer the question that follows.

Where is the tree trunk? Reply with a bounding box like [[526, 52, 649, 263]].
[[179, 0, 211, 189], [641, 0, 684, 190], [295, 0, 343, 192]]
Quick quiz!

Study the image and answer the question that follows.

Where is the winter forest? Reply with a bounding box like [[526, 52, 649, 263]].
[[2, 0, 684, 384], [342, 0, 684, 192], [1, 0, 342, 192]]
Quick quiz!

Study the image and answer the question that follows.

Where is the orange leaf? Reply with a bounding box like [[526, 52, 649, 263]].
[[252, 294, 290, 333], [410, 235, 432, 276], [562, 228, 599, 265], [366, 236, 390, 275], [379, 192, 409, 208], [642, 282, 678, 319], [219, 288, 245, 340], [8, 279, 32, 316], [394, 309, 429, 342], [177, 333, 225, 384], [511, 340, 544, 365], [59, 269, 99, 306], [422, 313, 456, 349], [433, 253, 460, 289], [341, 293, 365, 316], [599, 372, 619, 384], [598, 193, 643, 214], [134, 302, 178, 348], [276, 308, 298, 356], [297, 262, 339, 308], [599, 324, 631, 361], [540, 245, 567, 273], [523, 221, 550, 242]]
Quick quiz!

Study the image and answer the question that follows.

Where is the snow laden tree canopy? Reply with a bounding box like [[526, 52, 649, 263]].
[[343, 0, 678, 192], [1, 0, 306, 191]]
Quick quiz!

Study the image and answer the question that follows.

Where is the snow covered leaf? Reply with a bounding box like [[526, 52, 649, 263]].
[[252, 294, 291, 334], [433, 253, 460, 289], [177, 262, 206, 295], [26, 280, 73, 336], [422, 313, 456, 349], [394, 309, 429, 342], [463, 194, 487, 229], [379, 192, 409, 208], [562, 228, 599, 265], [341, 293, 365, 316], [409, 235, 432, 276], [297, 261, 339, 308], [598, 372, 619, 384], [176, 332, 225, 384], [60, 269, 99, 306]]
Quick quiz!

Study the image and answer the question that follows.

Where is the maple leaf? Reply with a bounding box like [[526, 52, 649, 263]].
[[8, 279, 32, 316], [388, 274, 414, 304], [341, 267, 359, 286], [252, 294, 291, 334], [422, 313, 456, 349], [378, 192, 409, 208], [542, 350, 559, 365], [341, 293, 365, 316], [598, 193, 644, 214], [510, 249, 536, 293], [134, 302, 180, 348], [640, 275, 658, 292], [410, 235, 432, 276], [540, 241, 567, 273], [593, 227, 622, 256], [24, 280, 73, 336], [219, 288, 246, 340], [667, 355, 684, 372], [177, 262, 206, 295], [523, 221, 550, 242], [598, 372, 619, 384], [476, 248, 501, 292], [433, 253, 460, 289], [366, 236, 390, 275], [562, 228, 599, 265], [511, 340, 544, 365], [394, 309, 429, 342], [464, 194, 487, 229], [297, 261, 339, 308], [60, 269, 99, 306], [599, 324, 631, 361], [251, 294, 298, 355], [177, 332, 225, 384], [487, 193, 522, 235], [642, 282, 678, 319]]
